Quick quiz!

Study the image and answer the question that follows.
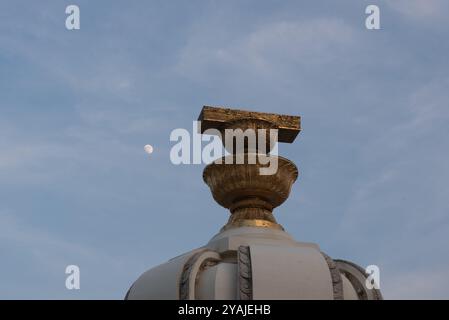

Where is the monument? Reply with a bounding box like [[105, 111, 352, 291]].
[[125, 106, 382, 300]]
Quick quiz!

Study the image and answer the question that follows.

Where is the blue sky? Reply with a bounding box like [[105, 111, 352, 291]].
[[0, 0, 448, 299]]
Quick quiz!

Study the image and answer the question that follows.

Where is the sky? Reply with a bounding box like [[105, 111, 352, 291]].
[[0, 0, 448, 299]]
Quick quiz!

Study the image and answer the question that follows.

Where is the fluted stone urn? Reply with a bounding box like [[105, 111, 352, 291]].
[[125, 106, 382, 300]]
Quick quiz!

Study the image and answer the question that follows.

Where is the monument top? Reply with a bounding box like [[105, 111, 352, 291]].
[[198, 105, 301, 143]]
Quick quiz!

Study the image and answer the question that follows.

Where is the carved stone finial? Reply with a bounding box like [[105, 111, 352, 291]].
[[199, 106, 300, 230], [199, 106, 301, 153]]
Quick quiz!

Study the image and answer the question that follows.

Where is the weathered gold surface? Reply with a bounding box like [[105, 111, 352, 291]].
[[199, 106, 300, 230], [198, 106, 301, 143], [203, 155, 298, 209], [222, 219, 284, 231]]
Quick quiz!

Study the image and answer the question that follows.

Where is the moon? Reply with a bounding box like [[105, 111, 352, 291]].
[[144, 144, 154, 155]]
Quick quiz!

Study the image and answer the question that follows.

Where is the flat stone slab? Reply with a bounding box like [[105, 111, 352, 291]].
[[198, 106, 301, 143]]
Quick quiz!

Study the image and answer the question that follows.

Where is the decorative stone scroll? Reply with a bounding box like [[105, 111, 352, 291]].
[[238, 246, 253, 300], [179, 250, 221, 300], [321, 252, 344, 300]]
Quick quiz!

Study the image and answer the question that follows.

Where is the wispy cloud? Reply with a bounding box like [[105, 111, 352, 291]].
[[175, 18, 355, 80], [383, 266, 449, 299], [0, 209, 135, 299], [385, 0, 449, 23]]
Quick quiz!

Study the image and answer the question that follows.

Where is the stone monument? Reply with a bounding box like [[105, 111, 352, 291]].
[[125, 106, 382, 300]]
